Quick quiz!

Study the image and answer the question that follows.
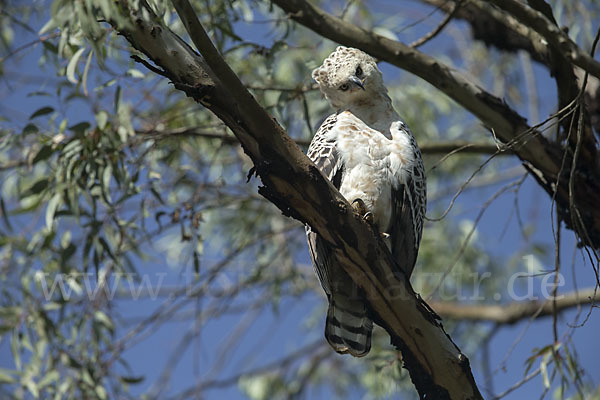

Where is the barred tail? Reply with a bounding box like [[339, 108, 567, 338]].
[[325, 295, 373, 357]]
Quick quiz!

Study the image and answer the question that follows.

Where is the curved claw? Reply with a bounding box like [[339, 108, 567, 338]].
[[352, 198, 368, 214], [351, 199, 374, 225], [362, 211, 374, 224]]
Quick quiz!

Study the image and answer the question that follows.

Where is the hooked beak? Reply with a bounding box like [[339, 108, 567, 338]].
[[349, 75, 365, 90]]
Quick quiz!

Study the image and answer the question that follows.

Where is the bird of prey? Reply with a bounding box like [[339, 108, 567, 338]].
[[306, 46, 426, 357]]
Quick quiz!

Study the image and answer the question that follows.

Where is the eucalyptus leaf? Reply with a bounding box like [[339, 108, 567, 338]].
[[66, 47, 86, 84], [29, 106, 54, 120]]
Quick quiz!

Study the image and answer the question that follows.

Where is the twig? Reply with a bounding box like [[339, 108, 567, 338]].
[[0, 32, 60, 63], [410, 0, 461, 48], [493, 365, 543, 399], [426, 175, 527, 300], [130, 54, 169, 78], [168, 340, 324, 399]]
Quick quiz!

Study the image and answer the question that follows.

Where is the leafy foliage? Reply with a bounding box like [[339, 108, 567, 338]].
[[0, 0, 598, 399]]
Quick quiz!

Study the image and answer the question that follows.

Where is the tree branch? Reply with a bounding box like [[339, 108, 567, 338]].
[[110, 0, 483, 398], [488, 0, 600, 80], [485, 0, 593, 153], [421, 0, 600, 82], [137, 127, 509, 155], [418, 0, 596, 143], [419, 0, 550, 64], [271, 0, 600, 250], [430, 288, 599, 324], [410, 0, 461, 49]]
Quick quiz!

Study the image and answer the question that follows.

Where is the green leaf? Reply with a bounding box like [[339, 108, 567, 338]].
[[0, 197, 12, 231], [58, 118, 68, 135], [94, 310, 114, 332], [98, 236, 116, 262], [82, 369, 94, 387], [42, 302, 62, 311], [113, 85, 121, 113], [38, 370, 59, 388], [68, 122, 91, 134], [126, 69, 145, 79], [0, 369, 16, 384], [46, 193, 62, 230], [32, 144, 55, 164], [29, 106, 54, 120], [65, 276, 83, 296], [22, 123, 39, 135], [150, 187, 164, 205], [96, 111, 108, 130], [24, 377, 39, 398], [39, 18, 56, 35], [193, 251, 200, 274], [61, 243, 77, 263], [94, 78, 116, 93], [102, 164, 112, 203], [25, 179, 50, 196], [66, 47, 86, 84], [27, 91, 52, 97], [82, 49, 94, 96], [95, 384, 108, 400], [0, 325, 13, 335], [10, 333, 20, 370], [540, 351, 552, 389], [119, 375, 145, 384]]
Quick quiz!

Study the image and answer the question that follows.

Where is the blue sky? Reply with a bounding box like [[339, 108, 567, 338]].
[[1, 1, 599, 399]]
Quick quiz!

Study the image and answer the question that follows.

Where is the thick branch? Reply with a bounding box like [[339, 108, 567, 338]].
[[484, 0, 593, 152], [430, 288, 599, 324], [422, 0, 548, 62], [425, 0, 600, 80], [418, 0, 596, 142], [111, 1, 483, 398], [273, 0, 555, 166], [488, 0, 600, 80]]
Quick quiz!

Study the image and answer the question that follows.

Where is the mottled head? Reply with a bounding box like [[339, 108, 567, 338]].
[[312, 46, 384, 109]]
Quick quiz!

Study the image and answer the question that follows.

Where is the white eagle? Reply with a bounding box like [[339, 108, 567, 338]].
[[306, 46, 426, 357]]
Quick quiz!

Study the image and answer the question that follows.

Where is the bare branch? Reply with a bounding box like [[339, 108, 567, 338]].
[[137, 127, 508, 155], [493, 365, 543, 399], [170, 340, 325, 398], [430, 288, 600, 324], [410, 0, 461, 48]]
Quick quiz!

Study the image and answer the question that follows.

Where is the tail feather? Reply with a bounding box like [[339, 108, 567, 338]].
[[325, 296, 373, 357]]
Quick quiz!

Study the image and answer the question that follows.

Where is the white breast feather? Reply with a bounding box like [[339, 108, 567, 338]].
[[325, 112, 414, 231]]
